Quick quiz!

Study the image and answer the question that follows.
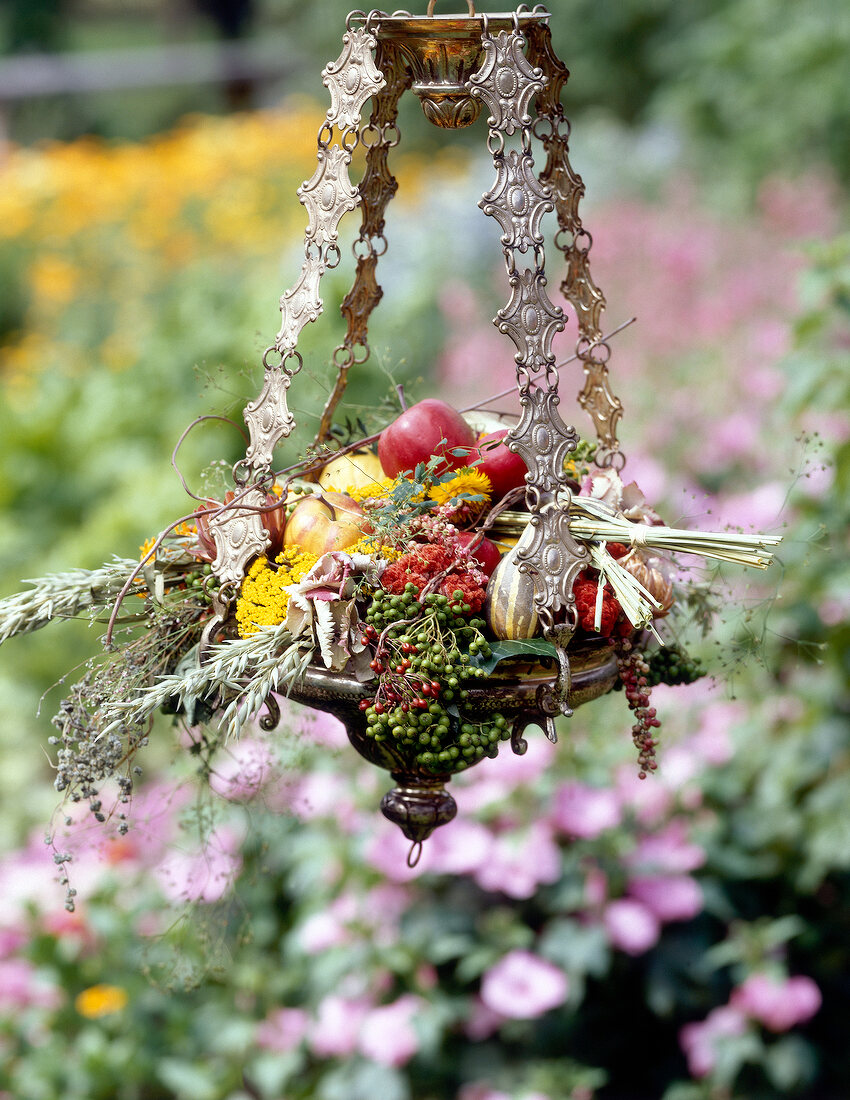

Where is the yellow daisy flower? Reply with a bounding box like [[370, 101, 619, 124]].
[[428, 467, 492, 507]]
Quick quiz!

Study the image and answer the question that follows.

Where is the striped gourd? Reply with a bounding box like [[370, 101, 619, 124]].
[[483, 525, 539, 640]]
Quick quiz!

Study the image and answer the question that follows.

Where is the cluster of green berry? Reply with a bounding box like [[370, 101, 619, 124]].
[[646, 644, 705, 686], [183, 563, 219, 603], [359, 584, 510, 775]]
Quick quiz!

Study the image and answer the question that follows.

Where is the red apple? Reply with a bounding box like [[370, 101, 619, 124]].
[[283, 492, 371, 556], [456, 531, 502, 576], [378, 398, 477, 478], [470, 429, 528, 501]]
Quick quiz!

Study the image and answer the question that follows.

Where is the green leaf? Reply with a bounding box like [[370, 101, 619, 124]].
[[319, 1061, 409, 1100], [471, 638, 559, 675], [765, 1035, 818, 1091], [156, 1059, 220, 1100], [538, 919, 610, 978]]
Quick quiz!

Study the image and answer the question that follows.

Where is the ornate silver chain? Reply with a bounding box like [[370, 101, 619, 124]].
[[469, 18, 589, 722], [209, 25, 386, 589]]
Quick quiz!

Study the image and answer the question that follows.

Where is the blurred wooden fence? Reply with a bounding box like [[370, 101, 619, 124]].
[[0, 36, 298, 142]]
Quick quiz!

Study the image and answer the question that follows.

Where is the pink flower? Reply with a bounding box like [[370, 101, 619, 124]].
[[690, 702, 742, 766], [731, 973, 822, 1032], [655, 746, 702, 791], [627, 821, 706, 875], [628, 875, 704, 923], [457, 1087, 512, 1100], [426, 818, 493, 876], [473, 822, 561, 899], [308, 994, 372, 1058], [154, 826, 242, 904], [584, 863, 608, 908], [0, 927, 27, 959], [712, 482, 786, 531], [457, 735, 557, 812], [680, 1005, 748, 1077], [552, 782, 622, 839], [603, 898, 660, 955], [255, 1007, 309, 1052], [208, 737, 273, 801], [614, 765, 673, 825], [358, 994, 423, 1067], [364, 821, 427, 882], [293, 705, 349, 748], [298, 907, 351, 954], [480, 950, 568, 1019], [0, 959, 62, 1012], [287, 771, 357, 826], [464, 996, 506, 1040]]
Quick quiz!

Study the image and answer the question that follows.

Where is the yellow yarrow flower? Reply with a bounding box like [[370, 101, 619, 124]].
[[428, 467, 492, 507], [347, 535, 403, 562], [235, 546, 318, 637], [75, 984, 128, 1018], [342, 477, 395, 503]]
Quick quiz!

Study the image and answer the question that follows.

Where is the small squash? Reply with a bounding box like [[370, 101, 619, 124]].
[[483, 524, 540, 640]]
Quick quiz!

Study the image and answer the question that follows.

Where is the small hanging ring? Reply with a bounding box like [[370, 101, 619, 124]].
[[426, 0, 475, 15], [332, 344, 356, 368], [351, 342, 371, 365], [406, 841, 423, 868], [486, 128, 504, 156], [361, 123, 382, 149], [381, 122, 401, 147], [323, 242, 342, 269], [346, 9, 367, 31], [232, 459, 252, 487], [262, 346, 283, 370], [280, 349, 303, 378]]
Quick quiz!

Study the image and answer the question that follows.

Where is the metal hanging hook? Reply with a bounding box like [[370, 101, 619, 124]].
[[426, 0, 476, 15]]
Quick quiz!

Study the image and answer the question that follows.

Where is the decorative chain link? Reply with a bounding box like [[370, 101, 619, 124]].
[[469, 16, 590, 718], [525, 19, 625, 469], [314, 35, 411, 446], [211, 24, 385, 588]]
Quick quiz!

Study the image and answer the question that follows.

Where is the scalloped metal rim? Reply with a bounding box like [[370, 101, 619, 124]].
[[373, 13, 549, 35]]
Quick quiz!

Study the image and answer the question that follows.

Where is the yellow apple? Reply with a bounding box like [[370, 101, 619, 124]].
[[283, 492, 371, 556], [318, 450, 385, 493]]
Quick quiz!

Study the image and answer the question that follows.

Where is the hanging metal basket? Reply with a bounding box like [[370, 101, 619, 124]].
[[198, 3, 636, 852]]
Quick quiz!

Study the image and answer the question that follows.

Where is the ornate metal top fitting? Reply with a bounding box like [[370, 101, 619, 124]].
[[375, 10, 548, 129], [468, 26, 546, 134]]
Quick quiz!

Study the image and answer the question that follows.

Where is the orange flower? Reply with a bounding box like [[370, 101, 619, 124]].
[[75, 984, 128, 1018]]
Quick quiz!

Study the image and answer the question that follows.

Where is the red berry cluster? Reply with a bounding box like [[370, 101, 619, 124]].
[[356, 623, 443, 715], [617, 639, 661, 779], [572, 543, 634, 637], [381, 543, 487, 612]]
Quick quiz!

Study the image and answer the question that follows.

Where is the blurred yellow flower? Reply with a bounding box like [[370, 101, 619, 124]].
[[28, 255, 79, 305], [75, 984, 128, 1018]]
